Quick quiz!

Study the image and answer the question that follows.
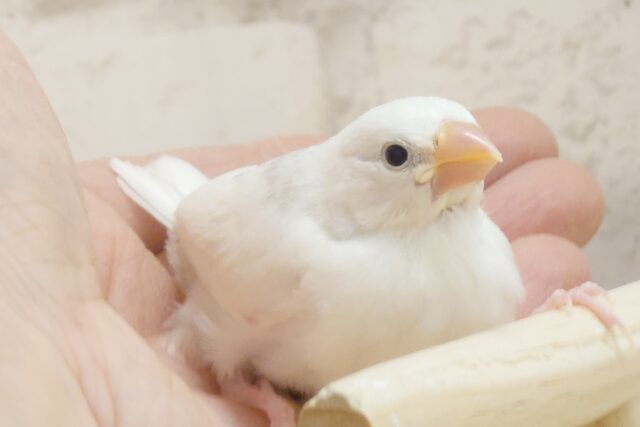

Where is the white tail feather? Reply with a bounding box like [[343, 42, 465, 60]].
[[110, 156, 208, 229]]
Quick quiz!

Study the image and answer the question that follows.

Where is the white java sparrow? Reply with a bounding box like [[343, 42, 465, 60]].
[[111, 97, 524, 425]]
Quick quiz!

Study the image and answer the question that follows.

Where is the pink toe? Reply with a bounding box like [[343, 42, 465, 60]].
[[569, 290, 622, 328], [531, 283, 623, 329], [220, 376, 297, 427], [533, 289, 571, 314], [578, 281, 608, 297]]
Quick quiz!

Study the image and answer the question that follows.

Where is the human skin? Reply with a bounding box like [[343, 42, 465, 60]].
[[0, 33, 603, 426]]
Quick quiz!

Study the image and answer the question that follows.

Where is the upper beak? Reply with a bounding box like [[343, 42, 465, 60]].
[[414, 122, 502, 197]]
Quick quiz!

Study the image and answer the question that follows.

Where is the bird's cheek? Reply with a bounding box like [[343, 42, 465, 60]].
[[413, 165, 435, 185]]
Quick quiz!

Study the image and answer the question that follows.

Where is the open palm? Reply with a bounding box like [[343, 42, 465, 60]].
[[0, 34, 603, 426]]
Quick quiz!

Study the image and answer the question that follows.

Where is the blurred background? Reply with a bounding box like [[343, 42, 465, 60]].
[[1, 0, 638, 286]]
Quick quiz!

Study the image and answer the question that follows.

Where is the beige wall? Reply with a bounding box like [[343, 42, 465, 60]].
[[2, 0, 639, 286]]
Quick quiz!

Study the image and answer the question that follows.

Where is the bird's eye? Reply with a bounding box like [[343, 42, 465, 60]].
[[383, 144, 409, 168]]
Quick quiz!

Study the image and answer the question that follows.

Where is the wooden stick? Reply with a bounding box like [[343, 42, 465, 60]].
[[300, 282, 640, 427], [589, 393, 640, 426]]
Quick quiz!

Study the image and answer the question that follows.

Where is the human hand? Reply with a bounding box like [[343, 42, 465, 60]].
[[0, 33, 602, 426]]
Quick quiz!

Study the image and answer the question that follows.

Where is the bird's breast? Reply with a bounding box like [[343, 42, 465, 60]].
[[253, 208, 523, 392]]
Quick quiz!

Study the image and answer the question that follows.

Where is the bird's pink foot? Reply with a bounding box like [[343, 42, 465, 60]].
[[533, 281, 622, 328], [220, 376, 296, 427]]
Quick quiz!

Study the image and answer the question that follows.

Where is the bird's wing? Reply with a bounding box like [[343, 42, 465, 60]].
[[174, 163, 317, 328], [110, 156, 208, 228]]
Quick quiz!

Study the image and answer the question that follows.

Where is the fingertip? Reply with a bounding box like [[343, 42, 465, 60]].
[[156, 134, 326, 178], [484, 158, 605, 247], [473, 106, 558, 185], [581, 163, 605, 239], [512, 234, 591, 316]]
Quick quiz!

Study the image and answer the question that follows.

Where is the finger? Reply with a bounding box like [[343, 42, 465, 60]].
[[0, 32, 106, 426], [169, 134, 325, 176], [84, 190, 179, 336], [0, 33, 100, 303], [473, 107, 558, 186], [482, 158, 604, 246], [513, 234, 590, 317], [78, 135, 324, 253], [74, 301, 269, 427]]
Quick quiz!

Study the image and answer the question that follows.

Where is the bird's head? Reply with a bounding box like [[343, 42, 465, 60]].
[[321, 97, 502, 233]]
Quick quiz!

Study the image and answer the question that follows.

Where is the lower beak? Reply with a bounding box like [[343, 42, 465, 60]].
[[415, 122, 502, 197]]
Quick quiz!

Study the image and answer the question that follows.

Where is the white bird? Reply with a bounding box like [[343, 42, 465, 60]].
[[111, 97, 525, 426]]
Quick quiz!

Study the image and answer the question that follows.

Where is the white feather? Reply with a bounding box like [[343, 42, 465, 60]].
[[109, 156, 208, 228]]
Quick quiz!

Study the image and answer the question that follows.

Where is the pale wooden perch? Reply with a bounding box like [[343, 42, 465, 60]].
[[299, 281, 640, 427]]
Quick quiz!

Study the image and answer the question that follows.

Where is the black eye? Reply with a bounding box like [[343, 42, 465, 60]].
[[384, 144, 409, 168]]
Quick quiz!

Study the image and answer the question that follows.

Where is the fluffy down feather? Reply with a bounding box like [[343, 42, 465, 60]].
[[115, 97, 524, 394]]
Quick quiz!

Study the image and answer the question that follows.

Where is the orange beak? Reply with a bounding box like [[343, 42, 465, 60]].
[[414, 122, 502, 197]]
